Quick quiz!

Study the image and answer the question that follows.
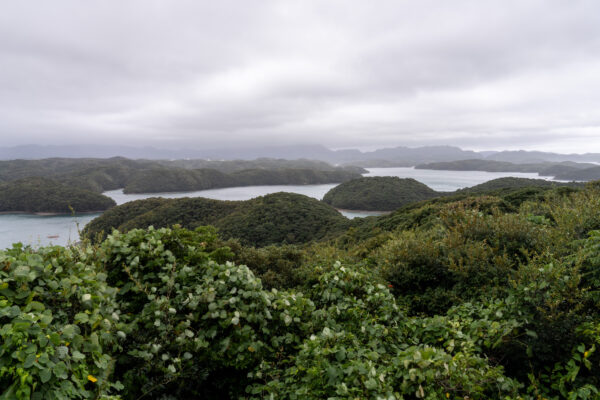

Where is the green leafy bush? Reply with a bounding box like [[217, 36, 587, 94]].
[[0, 244, 124, 399]]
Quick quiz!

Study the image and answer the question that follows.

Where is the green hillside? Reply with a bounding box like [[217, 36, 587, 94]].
[[0, 157, 362, 194], [83, 192, 349, 246], [123, 167, 361, 193]]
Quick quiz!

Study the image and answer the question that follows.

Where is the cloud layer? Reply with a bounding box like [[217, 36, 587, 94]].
[[1, 0, 600, 152]]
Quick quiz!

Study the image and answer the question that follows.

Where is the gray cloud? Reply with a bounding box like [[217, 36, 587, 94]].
[[1, 0, 599, 153]]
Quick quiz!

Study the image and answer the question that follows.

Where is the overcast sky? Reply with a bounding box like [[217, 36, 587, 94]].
[[1, 1, 600, 153]]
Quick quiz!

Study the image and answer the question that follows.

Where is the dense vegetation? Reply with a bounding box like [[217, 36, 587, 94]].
[[0, 158, 363, 194], [554, 166, 600, 181], [0, 158, 155, 193], [123, 168, 361, 193], [322, 176, 438, 211], [321, 176, 577, 212], [457, 177, 582, 194], [0, 177, 116, 213], [4, 181, 600, 398], [83, 192, 350, 247], [416, 159, 597, 181], [158, 157, 367, 174], [416, 158, 542, 172]]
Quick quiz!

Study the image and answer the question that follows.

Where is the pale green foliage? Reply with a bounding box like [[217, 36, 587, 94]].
[[0, 244, 124, 399]]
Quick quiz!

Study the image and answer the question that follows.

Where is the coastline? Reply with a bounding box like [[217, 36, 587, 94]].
[[335, 208, 392, 215], [0, 210, 105, 216]]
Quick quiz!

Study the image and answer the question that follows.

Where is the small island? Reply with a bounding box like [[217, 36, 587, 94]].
[[322, 176, 438, 211], [415, 159, 600, 181], [457, 177, 581, 194], [0, 177, 116, 213]]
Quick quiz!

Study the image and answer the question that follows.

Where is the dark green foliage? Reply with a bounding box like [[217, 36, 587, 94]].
[[0, 157, 156, 192], [555, 166, 600, 181], [0, 157, 362, 194], [82, 197, 172, 239], [84, 192, 350, 247], [323, 176, 438, 211], [416, 158, 542, 172], [224, 241, 305, 289], [123, 167, 361, 193], [154, 157, 367, 174], [216, 192, 349, 247], [344, 194, 512, 243], [0, 177, 116, 213], [458, 176, 581, 194], [416, 159, 598, 181], [123, 168, 234, 193]]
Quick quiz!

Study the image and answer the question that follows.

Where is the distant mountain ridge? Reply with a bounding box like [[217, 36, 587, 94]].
[[2, 144, 600, 165]]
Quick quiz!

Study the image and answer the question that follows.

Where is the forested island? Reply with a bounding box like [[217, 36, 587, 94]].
[[0, 177, 116, 213], [322, 176, 438, 211], [416, 158, 600, 181], [4, 178, 600, 398]]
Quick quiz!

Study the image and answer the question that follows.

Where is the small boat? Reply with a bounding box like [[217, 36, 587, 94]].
[[47, 235, 59, 239]]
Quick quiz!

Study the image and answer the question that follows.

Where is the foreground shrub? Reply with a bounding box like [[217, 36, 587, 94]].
[[0, 244, 123, 399]]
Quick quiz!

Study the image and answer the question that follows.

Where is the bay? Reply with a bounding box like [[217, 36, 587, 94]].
[[0, 167, 549, 249]]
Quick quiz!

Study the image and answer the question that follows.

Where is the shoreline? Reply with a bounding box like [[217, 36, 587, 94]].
[[0, 210, 105, 216], [335, 208, 392, 215]]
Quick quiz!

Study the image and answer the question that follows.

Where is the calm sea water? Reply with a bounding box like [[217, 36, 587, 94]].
[[0, 167, 547, 249]]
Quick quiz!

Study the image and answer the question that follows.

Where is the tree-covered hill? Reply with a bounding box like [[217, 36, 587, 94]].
[[322, 176, 439, 211], [157, 157, 367, 174], [554, 165, 600, 181], [0, 177, 116, 213], [0, 157, 363, 194], [122, 168, 234, 193], [0, 157, 155, 184], [215, 192, 348, 246], [83, 192, 349, 246], [122, 167, 361, 193]]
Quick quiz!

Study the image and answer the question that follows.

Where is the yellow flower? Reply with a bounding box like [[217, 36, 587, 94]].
[[446, 393, 450, 399], [584, 351, 589, 358], [248, 346, 255, 352], [87, 375, 98, 383]]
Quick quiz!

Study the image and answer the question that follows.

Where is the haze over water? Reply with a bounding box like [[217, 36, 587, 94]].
[[0, 168, 547, 249]]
